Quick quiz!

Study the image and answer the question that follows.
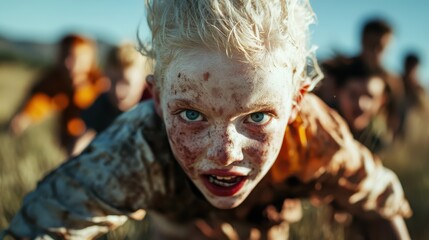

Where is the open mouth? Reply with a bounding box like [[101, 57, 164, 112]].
[[202, 174, 247, 197]]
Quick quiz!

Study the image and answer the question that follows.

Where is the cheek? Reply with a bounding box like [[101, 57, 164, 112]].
[[246, 128, 284, 171], [165, 118, 207, 170]]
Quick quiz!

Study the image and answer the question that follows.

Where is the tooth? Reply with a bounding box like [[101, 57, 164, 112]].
[[208, 175, 242, 187], [213, 179, 234, 187], [212, 175, 236, 181]]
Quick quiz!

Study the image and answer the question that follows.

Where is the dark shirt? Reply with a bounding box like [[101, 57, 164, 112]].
[[82, 89, 152, 133], [15, 67, 107, 151], [82, 93, 122, 133]]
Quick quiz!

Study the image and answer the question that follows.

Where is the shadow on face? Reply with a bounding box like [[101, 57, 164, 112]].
[[337, 76, 386, 132], [107, 64, 147, 111], [362, 32, 392, 66]]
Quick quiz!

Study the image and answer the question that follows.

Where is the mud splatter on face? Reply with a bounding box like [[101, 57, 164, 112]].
[[160, 49, 296, 209], [210, 87, 221, 98], [203, 72, 210, 81]]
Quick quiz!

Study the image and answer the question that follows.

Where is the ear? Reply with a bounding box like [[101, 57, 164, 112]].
[[288, 84, 310, 124], [146, 74, 163, 117]]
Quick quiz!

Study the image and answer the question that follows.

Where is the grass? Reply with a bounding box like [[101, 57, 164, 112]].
[[0, 63, 428, 239], [0, 64, 64, 229], [380, 102, 429, 239]]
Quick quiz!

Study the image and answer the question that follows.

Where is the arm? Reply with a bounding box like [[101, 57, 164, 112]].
[[7, 72, 54, 135], [4, 102, 168, 239], [284, 94, 412, 239]]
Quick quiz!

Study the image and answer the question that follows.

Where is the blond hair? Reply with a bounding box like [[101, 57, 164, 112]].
[[108, 42, 149, 71], [141, 0, 322, 92]]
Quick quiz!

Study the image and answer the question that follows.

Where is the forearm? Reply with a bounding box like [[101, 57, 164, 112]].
[[294, 94, 411, 238], [4, 99, 163, 240], [5, 160, 129, 239], [320, 142, 411, 220]]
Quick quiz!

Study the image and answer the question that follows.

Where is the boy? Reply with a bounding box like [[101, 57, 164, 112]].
[[321, 58, 391, 153], [3, 0, 410, 239], [72, 42, 152, 154], [8, 34, 108, 154]]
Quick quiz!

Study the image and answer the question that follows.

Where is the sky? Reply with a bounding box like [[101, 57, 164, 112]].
[[311, 0, 429, 88], [0, 0, 428, 87]]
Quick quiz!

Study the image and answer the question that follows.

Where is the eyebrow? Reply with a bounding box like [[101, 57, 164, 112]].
[[167, 98, 205, 111], [168, 98, 278, 115]]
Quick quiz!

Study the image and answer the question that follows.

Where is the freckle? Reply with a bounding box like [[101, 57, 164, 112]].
[[180, 85, 188, 93], [178, 73, 181, 78], [211, 87, 220, 97], [231, 93, 240, 103], [203, 72, 210, 81]]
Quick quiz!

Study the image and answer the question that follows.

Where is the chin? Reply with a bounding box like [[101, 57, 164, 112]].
[[205, 195, 246, 209], [201, 184, 253, 209]]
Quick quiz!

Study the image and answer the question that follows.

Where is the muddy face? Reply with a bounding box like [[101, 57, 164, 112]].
[[158, 49, 296, 209]]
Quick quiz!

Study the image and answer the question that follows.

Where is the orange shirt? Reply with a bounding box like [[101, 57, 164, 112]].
[[19, 67, 108, 148]]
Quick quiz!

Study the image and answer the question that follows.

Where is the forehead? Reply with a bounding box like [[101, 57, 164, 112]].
[[165, 49, 290, 85], [72, 44, 93, 55], [345, 77, 385, 95], [367, 77, 385, 95], [165, 48, 291, 83], [162, 49, 294, 111], [364, 32, 391, 46], [167, 50, 243, 77]]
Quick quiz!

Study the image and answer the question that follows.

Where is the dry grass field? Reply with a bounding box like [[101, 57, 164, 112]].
[[0, 63, 428, 239]]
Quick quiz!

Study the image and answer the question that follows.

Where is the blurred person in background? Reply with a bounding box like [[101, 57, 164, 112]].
[[397, 53, 428, 135], [321, 57, 390, 153], [401, 53, 425, 108], [353, 18, 405, 139], [357, 19, 393, 72], [316, 18, 404, 142], [7, 33, 109, 154], [72, 42, 152, 154]]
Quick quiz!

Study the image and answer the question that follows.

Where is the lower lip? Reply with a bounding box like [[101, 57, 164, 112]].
[[201, 175, 247, 197]]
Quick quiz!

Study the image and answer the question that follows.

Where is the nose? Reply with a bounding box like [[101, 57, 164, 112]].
[[207, 125, 244, 166], [359, 95, 373, 113]]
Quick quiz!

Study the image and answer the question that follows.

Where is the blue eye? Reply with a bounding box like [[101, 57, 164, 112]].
[[247, 112, 271, 124], [180, 110, 203, 122], [250, 112, 264, 122]]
